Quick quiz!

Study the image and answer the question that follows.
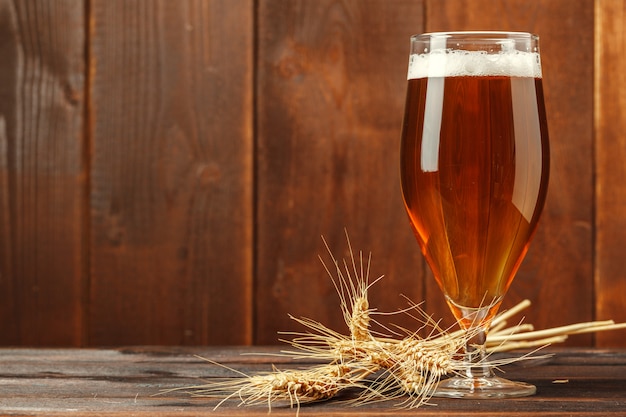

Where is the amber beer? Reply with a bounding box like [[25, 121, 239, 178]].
[[400, 50, 550, 328]]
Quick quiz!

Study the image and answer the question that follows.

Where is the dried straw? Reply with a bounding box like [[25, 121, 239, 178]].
[[167, 233, 626, 414]]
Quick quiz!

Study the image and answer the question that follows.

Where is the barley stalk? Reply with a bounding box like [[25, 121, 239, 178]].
[[168, 233, 626, 414]]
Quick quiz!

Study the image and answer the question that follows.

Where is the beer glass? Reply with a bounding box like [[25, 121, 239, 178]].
[[400, 32, 549, 397]]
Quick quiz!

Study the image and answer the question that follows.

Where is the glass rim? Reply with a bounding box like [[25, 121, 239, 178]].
[[411, 31, 539, 42]]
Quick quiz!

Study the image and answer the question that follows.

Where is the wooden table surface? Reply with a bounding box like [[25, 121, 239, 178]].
[[0, 346, 625, 416]]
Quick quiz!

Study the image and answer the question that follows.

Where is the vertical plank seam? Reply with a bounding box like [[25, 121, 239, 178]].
[[592, 0, 602, 344], [81, 0, 93, 347], [251, 0, 260, 346], [593, 0, 607, 346]]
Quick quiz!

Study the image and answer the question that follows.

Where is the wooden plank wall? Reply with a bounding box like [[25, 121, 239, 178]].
[[0, 0, 86, 346], [87, 0, 253, 346], [595, 0, 626, 348], [0, 0, 624, 347]]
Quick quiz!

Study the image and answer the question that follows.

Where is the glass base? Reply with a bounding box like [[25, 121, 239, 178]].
[[433, 375, 536, 399]]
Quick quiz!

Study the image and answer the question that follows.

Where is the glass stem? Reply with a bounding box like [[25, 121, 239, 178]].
[[464, 328, 494, 379]]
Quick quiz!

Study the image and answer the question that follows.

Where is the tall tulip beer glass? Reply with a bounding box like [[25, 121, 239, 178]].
[[400, 32, 549, 397]]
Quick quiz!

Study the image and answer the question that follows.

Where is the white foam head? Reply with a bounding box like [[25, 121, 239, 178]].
[[408, 50, 542, 80]]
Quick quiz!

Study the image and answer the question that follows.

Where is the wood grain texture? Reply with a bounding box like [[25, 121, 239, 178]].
[[0, 0, 624, 348], [424, 0, 595, 344], [88, 0, 254, 345], [595, 0, 626, 347], [255, 0, 426, 344], [0, 347, 625, 415], [0, 0, 86, 345]]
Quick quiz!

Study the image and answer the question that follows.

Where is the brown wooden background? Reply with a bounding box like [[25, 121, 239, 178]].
[[0, 0, 624, 348]]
